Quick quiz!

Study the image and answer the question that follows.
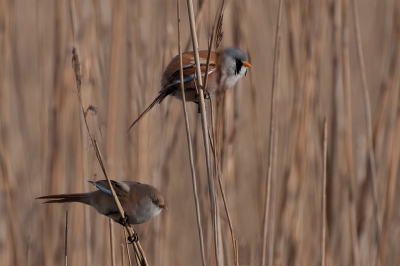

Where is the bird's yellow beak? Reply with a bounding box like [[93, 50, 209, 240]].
[[159, 204, 168, 210]]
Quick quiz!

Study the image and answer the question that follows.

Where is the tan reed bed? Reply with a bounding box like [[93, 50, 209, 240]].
[[1, 1, 400, 265]]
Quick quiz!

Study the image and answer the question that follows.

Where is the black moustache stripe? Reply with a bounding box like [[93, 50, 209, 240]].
[[235, 60, 243, 75]]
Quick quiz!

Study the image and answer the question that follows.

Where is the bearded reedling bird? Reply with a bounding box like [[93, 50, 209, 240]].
[[127, 47, 251, 131], [37, 180, 166, 242]]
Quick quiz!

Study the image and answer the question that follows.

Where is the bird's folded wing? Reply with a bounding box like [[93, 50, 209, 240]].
[[162, 50, 217, 89], [165, 66, 216, 90], [88, 180, 130, 197]]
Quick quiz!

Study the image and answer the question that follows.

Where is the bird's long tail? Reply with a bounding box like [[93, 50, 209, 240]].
[[127, 89, 171, 132], [36, 193, 90, 205]]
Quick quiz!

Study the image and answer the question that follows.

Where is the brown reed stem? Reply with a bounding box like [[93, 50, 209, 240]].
[[379, 115, 400, 266], [207, 128, 238, 264], [203, 0, 225, 91], [109, 220, 115, 266], [123, 229, 133, 266], [350, 0, 381, 253], [185, 0, 219, 264], [205, 1, 240, 264], [322, 118, 327, 266], [121, 244, 125, 266], [106, 0, 124, 177], [94, 129, 147, 265], [64, 210, 68, 266], [177, 1, 206, 265], [71, 48, 148, 266], [261, 0, 283, 265], [341, 1, 360, 265], [69, 8, 93, 265]]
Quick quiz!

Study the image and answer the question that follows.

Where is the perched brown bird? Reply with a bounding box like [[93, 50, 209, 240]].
[[127, 47, 251, 131], [37, 180, 166, 241]]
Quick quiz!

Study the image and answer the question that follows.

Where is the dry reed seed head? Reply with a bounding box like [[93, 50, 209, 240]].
[[71, 47, 82, 83], [215, 12, 224, 49]]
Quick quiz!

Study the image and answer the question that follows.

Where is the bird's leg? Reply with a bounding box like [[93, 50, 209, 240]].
[[196, 102, 208, 113], [117, 213, 139, 243], [127, 229, 139, 243], [194, 86, 209, 113], [195, 91, 211, 99], [194, 92, 200, 104], [193, 95, 201, 113], [194, 86, 210, 101], [118, 212, 129, 226], [204, 90, 211, 99], [197, 103, 201, 113]]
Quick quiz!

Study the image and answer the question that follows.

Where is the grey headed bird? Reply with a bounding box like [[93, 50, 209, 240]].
[[127, 47, 251, 131], [37, 180, 166, 242]]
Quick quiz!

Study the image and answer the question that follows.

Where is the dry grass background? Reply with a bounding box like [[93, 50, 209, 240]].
[[1, 0, 399, 265]]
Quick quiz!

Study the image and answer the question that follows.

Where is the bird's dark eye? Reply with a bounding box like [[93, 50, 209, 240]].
[[235, 59, 243, 75], [152, 199, 159, 205]]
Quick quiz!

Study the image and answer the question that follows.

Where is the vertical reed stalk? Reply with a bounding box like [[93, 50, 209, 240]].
[[341, 1, 360, 265], [109, 220, 115, 266], [64, 211, 68, 266], [322, 119, 327, 266], [350, 0, 380, 252], [123, 229, 133, 266], [206, 2, 240, 264], [207, 126, 239, 264], [68, 3, 93, 265], [261, 0, 283, 265], [186, 0, 219, 264], [121, 244, 125, 266], [176, 1, 206, 265]]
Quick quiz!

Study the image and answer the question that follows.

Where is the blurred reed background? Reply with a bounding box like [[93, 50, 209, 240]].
[[1, 0, 399, 265]]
